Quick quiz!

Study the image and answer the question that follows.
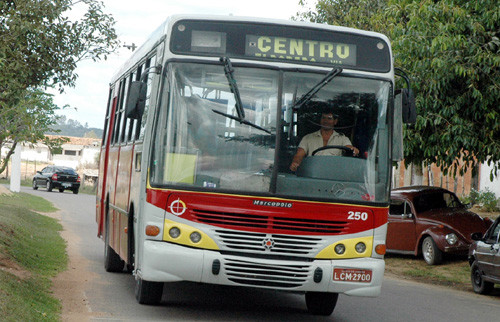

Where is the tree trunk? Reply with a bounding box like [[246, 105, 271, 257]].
[[410, 163, 423, 186]]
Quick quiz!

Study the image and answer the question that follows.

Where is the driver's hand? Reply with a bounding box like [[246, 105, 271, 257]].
[[290, 162, 300, 172], [346, 145, 359, 156]]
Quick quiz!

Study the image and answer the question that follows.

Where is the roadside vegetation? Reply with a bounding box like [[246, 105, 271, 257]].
[[0, 190, 67, 321]]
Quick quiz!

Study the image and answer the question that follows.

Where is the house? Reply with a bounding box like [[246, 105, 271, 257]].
[[0, 136, 101, 184]]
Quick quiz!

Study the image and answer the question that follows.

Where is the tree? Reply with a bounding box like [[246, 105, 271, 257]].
[[296, 0, 500, 179], [0, 89, 68, 173], [0, 0, 118, 174]]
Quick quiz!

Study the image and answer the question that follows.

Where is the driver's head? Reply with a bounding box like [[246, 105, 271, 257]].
[[320, 111, 338, 129]]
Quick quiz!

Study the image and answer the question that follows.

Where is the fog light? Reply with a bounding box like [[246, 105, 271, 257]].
[[375, 244, 386, 255], [145, 225, 160, 236], [334, 244, 346, 255], [190, 231, 202, 243], [169, 227, 181, 239], [355, 242, 367, 253], [445, 233, 458, 245]]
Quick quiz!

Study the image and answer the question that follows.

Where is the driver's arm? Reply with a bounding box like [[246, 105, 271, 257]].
[[290, 148, 306, 171]]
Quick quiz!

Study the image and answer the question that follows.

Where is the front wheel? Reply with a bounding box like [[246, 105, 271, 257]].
[[32, 180, 38, 190], [135, 277, 163, 305], [422, 236, 443, 265], [471, 260, 494, 294], [305, 292, 339, 316]]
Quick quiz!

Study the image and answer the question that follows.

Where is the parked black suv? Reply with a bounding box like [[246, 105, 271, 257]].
[[33, 166, 81, 194], [469, 216, 500, 294]]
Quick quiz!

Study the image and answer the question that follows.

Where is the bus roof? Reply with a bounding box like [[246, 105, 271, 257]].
[[111, 14, 391, 84]]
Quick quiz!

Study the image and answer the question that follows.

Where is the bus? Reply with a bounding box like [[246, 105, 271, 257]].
[[96, 14, 415, 316]]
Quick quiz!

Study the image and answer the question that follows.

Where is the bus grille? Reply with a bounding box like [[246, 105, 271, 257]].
[[214, 230, 322, 256], [223, 258, 310, 288], [192, 209, 347, 234]]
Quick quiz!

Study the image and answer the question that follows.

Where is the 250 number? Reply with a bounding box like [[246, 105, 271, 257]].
[[347, 211, 368, 221]]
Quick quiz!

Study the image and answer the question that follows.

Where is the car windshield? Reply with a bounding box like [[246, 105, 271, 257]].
[[149, 62, 391, 203], [413, 191, 463, 213]]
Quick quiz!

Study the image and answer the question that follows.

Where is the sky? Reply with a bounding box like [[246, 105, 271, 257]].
[[52, 0, 310, 129]]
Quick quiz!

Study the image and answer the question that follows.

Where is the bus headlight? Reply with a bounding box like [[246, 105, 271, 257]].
[[169, 227, 181, 239], [334, 244, 346, 255], [445, 233, 458, 245], [190, 231, 202, 243], [355, 242, 367, 253]]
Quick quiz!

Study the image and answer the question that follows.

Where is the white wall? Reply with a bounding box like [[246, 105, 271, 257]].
[[480, 162, 500, 197]]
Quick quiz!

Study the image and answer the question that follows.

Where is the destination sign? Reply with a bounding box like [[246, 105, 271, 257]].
[[170, 20, 391, 72], [245, 35, 357, 66]]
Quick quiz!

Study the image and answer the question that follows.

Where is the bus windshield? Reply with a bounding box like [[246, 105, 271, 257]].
[[150, 61, 391, 203]]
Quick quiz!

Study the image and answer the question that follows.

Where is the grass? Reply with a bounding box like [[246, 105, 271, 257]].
[[0, 192, 67, 321], [385, 255, 472, 291]]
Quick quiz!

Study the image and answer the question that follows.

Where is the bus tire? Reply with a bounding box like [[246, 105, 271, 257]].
[[305, 292, 338, 316], [135, 277, 163, 305], [104, 214, 124, 272]]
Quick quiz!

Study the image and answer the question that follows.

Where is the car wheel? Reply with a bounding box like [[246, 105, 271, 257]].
[[422, 236, 443, 265], [471, 260, 494, 294], [46, 180, 53, 192], [59, 188, 64, 193], [135, 277, 163, 305], [305, 292, 339, 316], [72, 188, 79, 194], [32, 180, 38, 190]]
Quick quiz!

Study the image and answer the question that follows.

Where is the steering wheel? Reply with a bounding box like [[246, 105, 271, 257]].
[[311, 145, 354, 157]]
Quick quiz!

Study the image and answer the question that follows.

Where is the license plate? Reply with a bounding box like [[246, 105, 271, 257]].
[[333, 268, 372, 283], [62, 183, 71, 188]]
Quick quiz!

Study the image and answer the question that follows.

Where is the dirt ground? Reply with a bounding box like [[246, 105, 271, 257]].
[[51, 218, 98, 321]]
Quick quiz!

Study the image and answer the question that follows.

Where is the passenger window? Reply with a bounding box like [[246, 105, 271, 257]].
[[389, 200, 412, 218], [389, 200, 404, 216]]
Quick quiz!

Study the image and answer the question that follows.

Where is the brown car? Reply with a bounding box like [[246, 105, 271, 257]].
[[387, 186, 492, 265]]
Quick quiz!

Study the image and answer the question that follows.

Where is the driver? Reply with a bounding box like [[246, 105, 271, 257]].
[[289, 110, 359, 171]]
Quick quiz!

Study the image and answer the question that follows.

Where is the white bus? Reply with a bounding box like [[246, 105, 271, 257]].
[[96, 14, 415, 316]]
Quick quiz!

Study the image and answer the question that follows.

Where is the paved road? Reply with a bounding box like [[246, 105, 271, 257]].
[[20, 186, 500, 321]]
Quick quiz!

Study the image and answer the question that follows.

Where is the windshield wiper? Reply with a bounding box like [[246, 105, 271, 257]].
[[292, 67, 343, 109], [213, 57, 271, 134]]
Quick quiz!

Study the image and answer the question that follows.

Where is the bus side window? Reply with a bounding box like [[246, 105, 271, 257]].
[[134, 65, 143, 141], [112, 79, 125, 145], [127, 73, 137, 142], [102, 88, 113, 146], [120, 75, 131, 143], [138, 55, 156, 141]]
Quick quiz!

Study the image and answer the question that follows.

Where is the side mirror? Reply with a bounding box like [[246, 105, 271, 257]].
[[36, 171, 42, 174], [471, 232, 483, 241], [400, 88, 416, 124], [125, 81, 147, 119], [395, 68, 417, 124]]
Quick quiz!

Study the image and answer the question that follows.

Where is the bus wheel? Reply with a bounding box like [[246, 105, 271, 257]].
[[135, 277, 163, 305], [305, 292, 339, 316], [104, 215, 124, 272]]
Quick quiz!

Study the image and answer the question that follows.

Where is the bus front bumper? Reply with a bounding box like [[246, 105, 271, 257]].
[[138, 240, 384, 297]]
